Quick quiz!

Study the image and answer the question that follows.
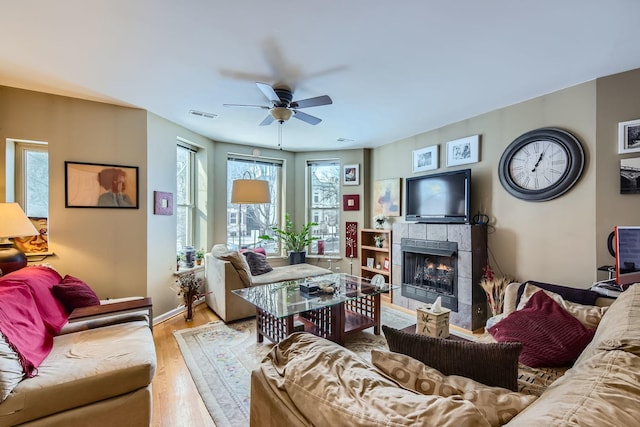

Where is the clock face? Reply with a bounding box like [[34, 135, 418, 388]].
[[499, 128, 585, 202], [507, 140, 569, 191]]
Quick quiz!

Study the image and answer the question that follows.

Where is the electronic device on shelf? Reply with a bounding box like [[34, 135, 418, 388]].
[[614, 226, 640, 287], [405, 168, 471, 224]]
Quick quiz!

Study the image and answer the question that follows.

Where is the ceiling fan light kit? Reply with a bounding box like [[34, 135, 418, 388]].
[[224, 81, 332, 128]]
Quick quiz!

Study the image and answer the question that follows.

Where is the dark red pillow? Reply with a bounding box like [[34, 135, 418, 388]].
[[488, 290, 595, 367], [52, 275, 100, 313], [242, 250, 273, 276]]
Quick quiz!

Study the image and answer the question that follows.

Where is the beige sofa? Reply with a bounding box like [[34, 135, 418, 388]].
[[250, 282, 640, 426], [204, 248, 331, 323], [0, 267, 156, 427]]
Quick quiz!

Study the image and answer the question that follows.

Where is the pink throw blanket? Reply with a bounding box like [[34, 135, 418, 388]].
[[0, 266, 70, 376], [0, 283, 53, 376]]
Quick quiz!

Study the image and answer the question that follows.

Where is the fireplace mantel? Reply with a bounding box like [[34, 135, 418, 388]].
[[391, 223, 488, 331]]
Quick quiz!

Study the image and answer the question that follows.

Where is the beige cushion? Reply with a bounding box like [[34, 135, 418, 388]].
[[505, 349, 640, 426], [372, 350, 537, 427], [516, 284, 608, 329], [0, 321, 155, 426], [210, 244, 251, 287], [264, 333, 492, 427], [0, 336, 23, 402], [575, 283, 640, 365]]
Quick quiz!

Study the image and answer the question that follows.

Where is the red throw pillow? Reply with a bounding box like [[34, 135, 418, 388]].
[[488, 290, 595, 367], [52, 275, 101, 313]]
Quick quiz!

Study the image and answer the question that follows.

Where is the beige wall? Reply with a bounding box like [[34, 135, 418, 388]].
[[372, 69, 640, 287], [0, 86, 148, 298], [146, 112, 214, 316], [595, 69, 640, 273]]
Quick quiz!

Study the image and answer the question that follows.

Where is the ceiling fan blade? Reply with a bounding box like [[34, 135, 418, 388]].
[[292, 110, 322, 125], [259, 114, 275, 126], [223, 103, 270, 109], [256, 82, 279, 103], [290, 95, 332, 109]]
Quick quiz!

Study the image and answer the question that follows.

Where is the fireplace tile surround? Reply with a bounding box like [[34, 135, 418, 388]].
[[391, 223, 488, 331]]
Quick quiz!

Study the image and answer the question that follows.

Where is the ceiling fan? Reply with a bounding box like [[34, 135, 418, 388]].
[[223, 82, 332, 126]]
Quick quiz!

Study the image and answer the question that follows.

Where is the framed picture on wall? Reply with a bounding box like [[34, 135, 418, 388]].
[[446, 135, 480, 167], [412, 145, 439, 173], [65, 161, 139, 208], [343, 194, 360, 211], [620, 157, 640, 194], [343, 164, 360, 185], [618, 119, 640, 154]]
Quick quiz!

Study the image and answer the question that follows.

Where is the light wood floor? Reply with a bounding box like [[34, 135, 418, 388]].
[[151, 302, 219, 427], [149, 300, 421, 426]]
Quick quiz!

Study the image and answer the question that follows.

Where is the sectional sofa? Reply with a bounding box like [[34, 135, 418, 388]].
[[250, 281, 639, 426], [0, 266, 155, 426]]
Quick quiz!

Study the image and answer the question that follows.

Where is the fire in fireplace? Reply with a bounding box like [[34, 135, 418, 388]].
[[401, 238, 458, 311]]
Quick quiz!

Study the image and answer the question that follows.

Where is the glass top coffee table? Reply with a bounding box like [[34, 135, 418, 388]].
[[232, 273, 393, 344]]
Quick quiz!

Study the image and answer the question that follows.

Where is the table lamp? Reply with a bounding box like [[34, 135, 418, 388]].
[[231, 174, 270, 249], [0, 203, 38, 275]]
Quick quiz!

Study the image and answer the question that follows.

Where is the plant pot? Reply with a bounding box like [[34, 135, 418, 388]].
[[196, 259, 202, 266], [289, 251, 306, 265]]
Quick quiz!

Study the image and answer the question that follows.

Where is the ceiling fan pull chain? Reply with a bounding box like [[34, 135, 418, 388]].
[[278, 122, 283, 150]]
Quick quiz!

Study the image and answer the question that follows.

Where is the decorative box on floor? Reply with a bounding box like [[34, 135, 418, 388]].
[[416, 304, 451, 339]]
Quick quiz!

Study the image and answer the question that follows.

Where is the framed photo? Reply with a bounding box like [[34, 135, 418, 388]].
[[618, 119, 640, 154], [65, 161, 139, 208], [343, 164, 360, 186], [383, 257, 390, 271], [343, 194, 360, 211], [373, 178, 401, 217], [412, 145, 439, 173], [446, 135, 480, 167], [154, 191, 173, 215], [366, 257, 374, 268], [620, 157, 640, 194]]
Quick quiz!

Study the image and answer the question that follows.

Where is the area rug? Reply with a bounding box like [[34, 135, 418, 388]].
[[173, 305, 416, 427]]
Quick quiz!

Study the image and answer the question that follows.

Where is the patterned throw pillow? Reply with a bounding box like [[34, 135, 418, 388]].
[[243, 250, 273, 276], [489, 290, 595, 367], [383, 325, 523, 391], [517, 284, 608, 329], [210, 244, 252, 287], [371, 350, 537, 427]]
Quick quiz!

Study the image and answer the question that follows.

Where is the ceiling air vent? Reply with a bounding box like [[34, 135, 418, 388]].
[[189, 110, 217, 119]]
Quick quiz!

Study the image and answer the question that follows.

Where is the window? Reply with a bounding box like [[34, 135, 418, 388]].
[[176, 144, 196, 252], [12, 140, 49, 254], [307, 160, 340, 255], [227, 155, 282, 253]]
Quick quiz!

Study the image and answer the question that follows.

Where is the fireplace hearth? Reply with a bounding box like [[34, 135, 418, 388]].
[[391, 223, 488, 331]]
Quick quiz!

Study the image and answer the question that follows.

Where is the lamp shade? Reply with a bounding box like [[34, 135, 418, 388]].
[[0, 203, 38, 275], [231, 179, 271, 204], [0, 203, 38, 241]]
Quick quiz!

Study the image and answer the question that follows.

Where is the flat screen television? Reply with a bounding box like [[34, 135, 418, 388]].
[[615, 226, 640, 287], [405, 169, 471, 223]]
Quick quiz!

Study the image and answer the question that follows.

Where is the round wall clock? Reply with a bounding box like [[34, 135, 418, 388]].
[[498, 127, 585, 202]]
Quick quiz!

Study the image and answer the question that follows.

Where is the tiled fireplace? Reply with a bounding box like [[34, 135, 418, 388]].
[[391, 223, 488, 331]]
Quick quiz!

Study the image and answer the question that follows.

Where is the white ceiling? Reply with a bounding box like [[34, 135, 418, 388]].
[[2, 1, 640, 151]]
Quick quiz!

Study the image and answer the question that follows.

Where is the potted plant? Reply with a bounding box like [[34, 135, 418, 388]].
[[259, 213, 319, 265], [195, 248, 205, 265]]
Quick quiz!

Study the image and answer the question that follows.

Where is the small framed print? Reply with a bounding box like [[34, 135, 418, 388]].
[[383, 257, 390, 271], [618, 119, 640, 154], [446, 135, 480, 167], [366, 257, 374, 268], [343, 164, 360, 186], [343, 194, 360, 211], [154, 191, 173, 215], [412, 145, 439, 173]]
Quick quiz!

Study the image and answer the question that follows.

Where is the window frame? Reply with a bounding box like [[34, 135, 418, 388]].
[[306, 159, 341, 256], [227, 154, 283, 254], [176, 143, 197, 252]]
